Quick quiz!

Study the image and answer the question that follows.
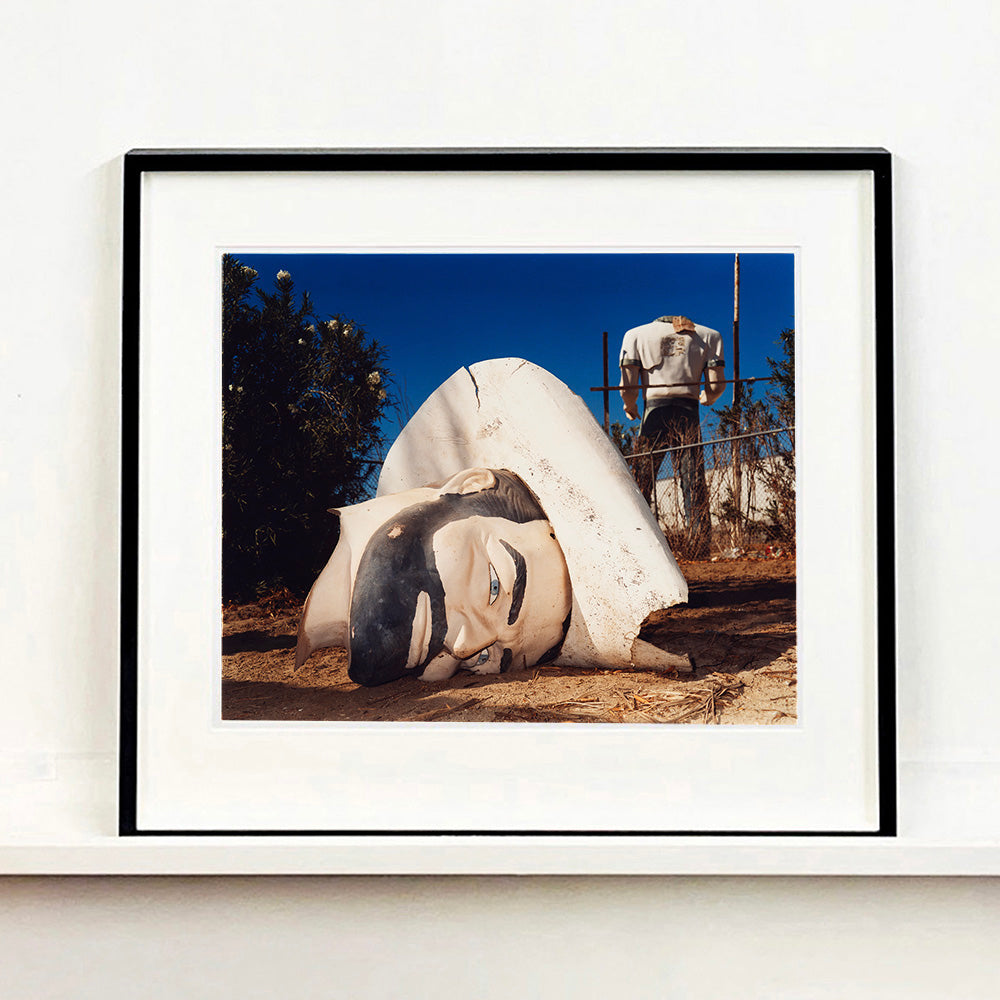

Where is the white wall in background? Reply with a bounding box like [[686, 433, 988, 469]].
[[2, 0, 999, 994]]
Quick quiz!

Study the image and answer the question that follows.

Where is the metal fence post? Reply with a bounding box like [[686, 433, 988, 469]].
[[602, 331, 610, 434]]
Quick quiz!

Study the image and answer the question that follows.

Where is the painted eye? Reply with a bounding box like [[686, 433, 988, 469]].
[[488, 562, 500, 605], [464, 645, 493, 668]]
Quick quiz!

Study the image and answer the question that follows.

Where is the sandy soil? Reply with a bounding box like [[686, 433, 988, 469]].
[[222, 556, 796, 725]]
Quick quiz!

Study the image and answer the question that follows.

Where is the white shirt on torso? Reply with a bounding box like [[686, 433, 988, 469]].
[[620, 316, 725, 406]]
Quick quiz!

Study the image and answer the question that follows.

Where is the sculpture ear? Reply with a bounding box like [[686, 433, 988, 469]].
[[437, 467, 496, 496]]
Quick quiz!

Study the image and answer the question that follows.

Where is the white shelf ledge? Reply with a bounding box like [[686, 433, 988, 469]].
[[5, 836, 1000, 876]]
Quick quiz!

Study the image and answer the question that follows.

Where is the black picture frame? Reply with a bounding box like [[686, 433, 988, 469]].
[[120, 147, 895, 841]]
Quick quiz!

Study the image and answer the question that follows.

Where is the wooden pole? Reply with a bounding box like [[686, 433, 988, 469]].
[[733, 253, 741, 405], [732, 252, 743, 546], [649, 450, 658, 524], [602, 330, 610, 433]]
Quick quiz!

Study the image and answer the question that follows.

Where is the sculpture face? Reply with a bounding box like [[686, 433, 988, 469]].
[[344, 470, 572, 686], [423, 516, 571, 681]]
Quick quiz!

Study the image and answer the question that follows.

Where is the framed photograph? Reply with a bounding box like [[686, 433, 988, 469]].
[[121, 148, 894, 839]]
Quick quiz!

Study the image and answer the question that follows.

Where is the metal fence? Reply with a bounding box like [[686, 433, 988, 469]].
[[623, 422, 796, 560]]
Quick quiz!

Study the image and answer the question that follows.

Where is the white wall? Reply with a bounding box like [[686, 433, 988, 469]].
[[3, 0, 1000, 995], [3, 876, 1000, 1000]]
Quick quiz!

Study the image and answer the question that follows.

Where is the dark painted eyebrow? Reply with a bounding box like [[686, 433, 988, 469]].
[[500, 540, 527, 626]]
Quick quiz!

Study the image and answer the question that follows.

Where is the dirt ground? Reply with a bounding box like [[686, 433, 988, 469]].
[[222, 555, 796, 725]]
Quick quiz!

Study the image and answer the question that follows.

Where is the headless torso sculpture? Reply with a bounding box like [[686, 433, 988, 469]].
[[619, 316, 727, 560]]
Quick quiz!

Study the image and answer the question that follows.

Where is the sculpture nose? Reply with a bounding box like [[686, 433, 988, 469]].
[[449, 608, 493, 660]]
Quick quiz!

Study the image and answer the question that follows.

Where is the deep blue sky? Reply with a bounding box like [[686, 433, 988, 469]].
[[237, 251, 794, 442]]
